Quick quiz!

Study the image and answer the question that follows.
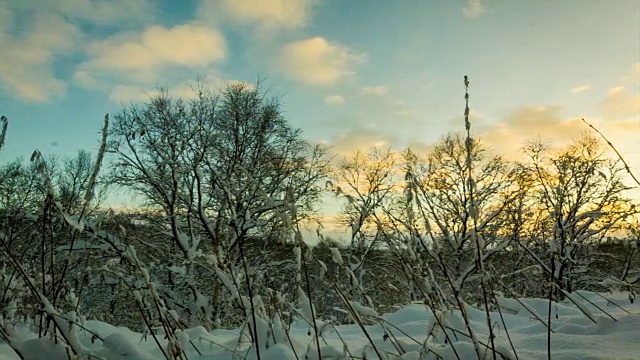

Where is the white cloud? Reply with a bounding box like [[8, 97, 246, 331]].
[[75, 23, 227, 86], [360, 86, 388, 96], [83, 24, 225, 71], [199, 0, 314, 30], [325, 95, 346, 105], [463, 0, 487, 19], [275, 37, 367, 85], [0, 11, 78, 102], [72, 70, 100, 89], [571, 84, 591, 93]]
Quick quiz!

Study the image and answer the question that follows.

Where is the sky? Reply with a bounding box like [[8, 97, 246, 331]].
[[0, 0, 639, 214]]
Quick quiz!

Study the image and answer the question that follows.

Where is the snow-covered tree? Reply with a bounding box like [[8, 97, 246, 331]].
[[524, 133, 636, 299], [107, 80, 330, 329]]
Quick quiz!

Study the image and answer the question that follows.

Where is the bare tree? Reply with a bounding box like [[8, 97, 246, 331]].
[[403, 133, 519, 296], [107, 80, 330, 329], [524, 133, 636, 299], [329, 147, 399, 305]]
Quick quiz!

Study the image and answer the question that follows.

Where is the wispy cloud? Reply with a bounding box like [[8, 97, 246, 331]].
[[323, 126, 397, 156], [395, 109, 413, 117], [601, 64, 640, 119], [360, 86, 388, 96], [324, 95, 346, 105], [571, 84, 591, 93], [463, 0, 487, 19], [274, 37, 367, 85], [7, 0, 155, 25], [608, 86, 624, 96], [0, 4, 12, 31], [199, 0, 315, 30], [108, 78, 255, 103], [602, 86, 639, 119]]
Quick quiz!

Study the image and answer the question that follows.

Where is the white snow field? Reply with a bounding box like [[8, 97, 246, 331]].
[[1, 290, 638, 360]]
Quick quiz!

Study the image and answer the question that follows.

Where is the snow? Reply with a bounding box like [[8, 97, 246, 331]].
[[330, 247, 343, 265], [1, 291, 639, 359]]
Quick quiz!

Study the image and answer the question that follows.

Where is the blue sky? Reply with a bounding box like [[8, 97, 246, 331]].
[[0, 0, 638, 202]]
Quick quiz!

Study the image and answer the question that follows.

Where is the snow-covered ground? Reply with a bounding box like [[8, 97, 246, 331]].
[[1, 290, 638, 360]]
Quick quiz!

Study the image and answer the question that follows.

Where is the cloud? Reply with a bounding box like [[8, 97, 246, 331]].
[[322, 126, 399, 157], [72, 70, 100, 89], [275, 37, 367, 85], [0, 4, 12, 31], [601, 86, 640, 119], [109, 83, 209, 103], [199, 0, 314, 30], [395, 109, 413, 117], [0, 11, 79, 102], [476, 64, 640, 174], [477, 106, 587, 156], [600, 64, 640, 120], [463, 0, 487, 19], [360, 86, 388, 96], [608, 86, 624, 96], [109, 72, 255, 103], [74, 23, 227, 91], [78, 24, 226, 75], [571, 84, 591, 93], [324, 95, 346, 105], [108, 76, 257, 103], [6, 0, 155, 25], [620, 62, 640, 84], [445, 109, 485, 130], [109, 85, 160, 103]]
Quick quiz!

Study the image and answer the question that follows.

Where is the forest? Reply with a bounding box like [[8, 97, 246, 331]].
[[0, 78, 638, 359]]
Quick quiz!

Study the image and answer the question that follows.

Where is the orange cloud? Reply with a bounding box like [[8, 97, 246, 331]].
[[477, 106, 588, 157]]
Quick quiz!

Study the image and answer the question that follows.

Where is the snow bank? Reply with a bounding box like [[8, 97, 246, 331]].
[[0, 291, 638, 359]]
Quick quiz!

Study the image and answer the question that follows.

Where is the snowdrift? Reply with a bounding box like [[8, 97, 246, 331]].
[[1, 291, 638, 360]]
